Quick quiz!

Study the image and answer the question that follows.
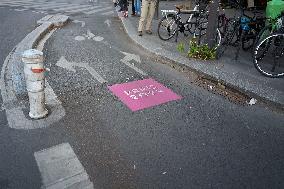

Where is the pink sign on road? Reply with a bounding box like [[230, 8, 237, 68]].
[[108, 78, 182, 111]]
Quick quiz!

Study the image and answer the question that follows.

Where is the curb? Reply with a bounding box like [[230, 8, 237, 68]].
[[0, 15, 68, 129], [119, 17, 284, 110], [11, 15, 69, 96]]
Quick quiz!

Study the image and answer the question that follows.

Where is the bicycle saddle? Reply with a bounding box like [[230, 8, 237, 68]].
[[175, 5, 198, 14]]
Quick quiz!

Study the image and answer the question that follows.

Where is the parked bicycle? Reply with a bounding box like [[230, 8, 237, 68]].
[[216, 0, 266, 59], [255, 11, 284, 48], [157, 0, 221, 49], [253, 25, 284, 78]]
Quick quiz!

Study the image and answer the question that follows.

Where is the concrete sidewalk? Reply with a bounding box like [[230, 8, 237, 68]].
[[118, 0, 284, 109]]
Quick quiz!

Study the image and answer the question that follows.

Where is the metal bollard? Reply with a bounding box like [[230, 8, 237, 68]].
[[22, 49, 48, 119]]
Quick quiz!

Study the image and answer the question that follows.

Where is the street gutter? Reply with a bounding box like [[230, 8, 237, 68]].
[[118, 17, 284, 110]]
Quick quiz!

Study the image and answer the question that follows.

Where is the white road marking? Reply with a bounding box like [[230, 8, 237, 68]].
[[4, 81, 66, 129], [120, 52, 146, 76], [56, 56, 108, 84], [93, 36, 104, 41], [34, 143, 94, 189], [121, 51, 141, 63], [121, 60, 147, 76], [0, 1, 34, 4], [86, 29, 96, 39], [72, 20, 86, 27], [0, 2, 35, 6], [14, 8, 27, 11], [0, 1, 110, 16], [84, 6, 113, 14], [36, 3, 72, 10], [102, 10, 114, 16], [0, 0, 35, 2], [104, 19, 111, 27], [66, 5, 100, 13], [0, 17, 65, 129], [22, 2, 68, 9], [51, 4, 91, 12], [75, 36, 86, 41], [20, 2, 66, 8]]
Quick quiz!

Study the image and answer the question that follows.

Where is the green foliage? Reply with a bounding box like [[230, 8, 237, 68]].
[[177, 42, 185, 53], [188, 38, 216, 60]]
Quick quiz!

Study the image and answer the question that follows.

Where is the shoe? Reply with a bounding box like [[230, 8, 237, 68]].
[[145, 30, 152, 35], [123, 11, 128, 18], [138, 31, 142, 36]]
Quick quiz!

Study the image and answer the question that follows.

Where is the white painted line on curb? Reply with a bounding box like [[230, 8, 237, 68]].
[[0, 15, 68, 129], [34, 143, 94, 189], [4, 80, 66, 129], [36, 28, 57, 52]]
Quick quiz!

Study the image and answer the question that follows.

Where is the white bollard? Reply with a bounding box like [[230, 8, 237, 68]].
[[22, 49, 48, 119]]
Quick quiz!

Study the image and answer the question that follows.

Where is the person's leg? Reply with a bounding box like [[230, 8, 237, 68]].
[[138, 0, 149, 33], [132, 0, 135, 15], [184, 0, 193, 10], [121, 0, 127, 11], [145, 0, 156, 32]]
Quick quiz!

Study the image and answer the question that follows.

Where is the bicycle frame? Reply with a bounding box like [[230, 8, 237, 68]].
[[160, 4, 199, 26]]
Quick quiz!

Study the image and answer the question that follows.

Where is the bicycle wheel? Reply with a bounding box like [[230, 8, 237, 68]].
[[253, 33, 284, 78], [191, 13, 208, 37], [216, 19, 239, 58], [198, 28, 222, 50], [158, 14, 178, 41]]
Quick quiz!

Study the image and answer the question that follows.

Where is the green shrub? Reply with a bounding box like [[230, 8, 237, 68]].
[[188, 38, 216, 60]]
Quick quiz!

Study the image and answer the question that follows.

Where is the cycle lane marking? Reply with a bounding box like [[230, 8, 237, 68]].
[[34, 143, 94, 189], [56, 56, 108, 84]]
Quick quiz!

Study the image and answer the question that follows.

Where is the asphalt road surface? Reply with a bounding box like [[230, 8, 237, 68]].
[[0, 1, 284, 189]]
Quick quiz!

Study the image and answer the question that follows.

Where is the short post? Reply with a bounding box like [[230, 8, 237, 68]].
[[22, 49, 48, 119]]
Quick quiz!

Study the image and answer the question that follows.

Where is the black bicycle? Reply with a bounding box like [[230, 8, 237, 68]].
[[253, 27, 284, 78], [157, 1, 221, 48], [216, 2, 265, 59]]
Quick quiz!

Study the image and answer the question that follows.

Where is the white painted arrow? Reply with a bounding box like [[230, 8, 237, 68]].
[[72, 20, 85, 27], [104, 19, 111, 27], [121, 51, 141, 63], [120, 52, 146, 76], [56, 56, 107, 84]]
